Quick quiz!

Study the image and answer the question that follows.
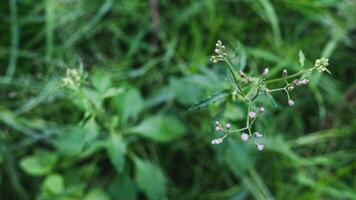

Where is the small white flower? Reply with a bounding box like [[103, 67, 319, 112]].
[[241, 133, 249, 141], [259, 107, 265, 113], [225, 123, 231, 129], [211, 138, 223, 144], [282, 69, 288, 77], [257, 144, 264, 151], [215, 126, 221, 132], [288, 99, 295, 106], [262, 68, 269, 77], [254, 132, 263, 137]]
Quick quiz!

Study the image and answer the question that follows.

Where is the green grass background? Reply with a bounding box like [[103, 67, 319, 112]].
[[0, 0, 355, 199]]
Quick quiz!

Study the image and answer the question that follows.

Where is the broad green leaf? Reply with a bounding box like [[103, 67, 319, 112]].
[[109, 174, 138, 200], [91, 70, 112, 93], [188, 90, 230, 113], [107, 133, 126, 173], [134, 158, 166, 200], [42, 174, 64, 194], [52, 127, 85, 156], [299, 49, 305, 67], [84, 188, 110, 200], [112, 87, 144, 125], [170, 78, 203, 105], [19, 150, 58, 176], [84, 116, 99, 144], [128, 116, 186, 142]]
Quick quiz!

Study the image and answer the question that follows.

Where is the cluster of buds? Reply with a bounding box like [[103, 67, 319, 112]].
[[207, 41, 331, 153], [212, 107, 266, 151], [62, 68, 86, 88], [315, 57, 330, 72], [210, 40, 227, 63], [293, 79, 309, 86]]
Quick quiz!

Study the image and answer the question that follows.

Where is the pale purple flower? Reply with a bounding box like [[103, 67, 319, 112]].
[[215, 126, 221, 132], [257, 144, 264, 151], [288, 99, 295, 106], [241, 133, 249, 141], [249, 111, 257, 118], [211, 138, 223, 144]]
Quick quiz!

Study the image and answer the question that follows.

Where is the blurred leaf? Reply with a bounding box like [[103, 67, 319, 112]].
[[109, 174, 138, 200], [84, 117, 99, 144], [112, 87, 144, 125], [235, 42, 247, 71], [52, 127, 85, 156], [91, 70, 112, 93], [42, 174, 64, 195], [128, 116, 186, 142], [188, 90, 230, 113], [224, 140, 252, 177], [19, 150, 58, 176], [101, 87, 125, 99], [107, 133, 126, 173], [299, 49, 305, 67], [170, 78, 203, 105], [134, 158, 166, 200], [84, 188, 110, 200]]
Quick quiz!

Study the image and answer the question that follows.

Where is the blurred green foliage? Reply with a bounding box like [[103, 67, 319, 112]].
[[0, 0, 355, 199]]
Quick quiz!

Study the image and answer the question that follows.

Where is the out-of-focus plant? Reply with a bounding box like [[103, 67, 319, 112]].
[[191, 40, 331, 150]]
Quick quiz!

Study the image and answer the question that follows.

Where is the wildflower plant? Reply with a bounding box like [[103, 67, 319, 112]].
[[190, 40, 331, 150]]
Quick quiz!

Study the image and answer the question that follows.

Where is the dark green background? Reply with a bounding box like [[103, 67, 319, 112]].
[[1, 0, 355, 199]]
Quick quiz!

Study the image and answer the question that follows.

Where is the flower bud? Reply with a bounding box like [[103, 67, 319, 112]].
[[215, 126, 221, 132], [225, 123, 231, 129], [287, 86, 294, 91], [254, 132, 263, 137], [211, 138, 223, 144], [259, 107, 265, 113], [239, 71, 246, 78], [282, 69, 288, 77], [257, 144, 264, 151], [262, 68, 269, 77], [288, 99, 295, 106]]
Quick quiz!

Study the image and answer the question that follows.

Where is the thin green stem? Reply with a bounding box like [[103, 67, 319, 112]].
[[224, 57, 244, 96], [264, 68, 315, 84]]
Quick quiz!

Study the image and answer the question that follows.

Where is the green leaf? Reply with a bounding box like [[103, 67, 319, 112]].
[[299, 49, 305, 67], [134, 158, 166, 200], [112, 87, 144, 125], [84, 188, 110, 200], [42, 174, 64, 194], [19, 150, 58, 176], [84, 116, 99, 144], [52, 127, 85, 156], [109, 174, 138, 200], [91, 70, 112, 93], [188, 90, 230, 113], [128, 116, 186, 142], [107, 133, 126, 173], [235, 42, 247, 71]]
